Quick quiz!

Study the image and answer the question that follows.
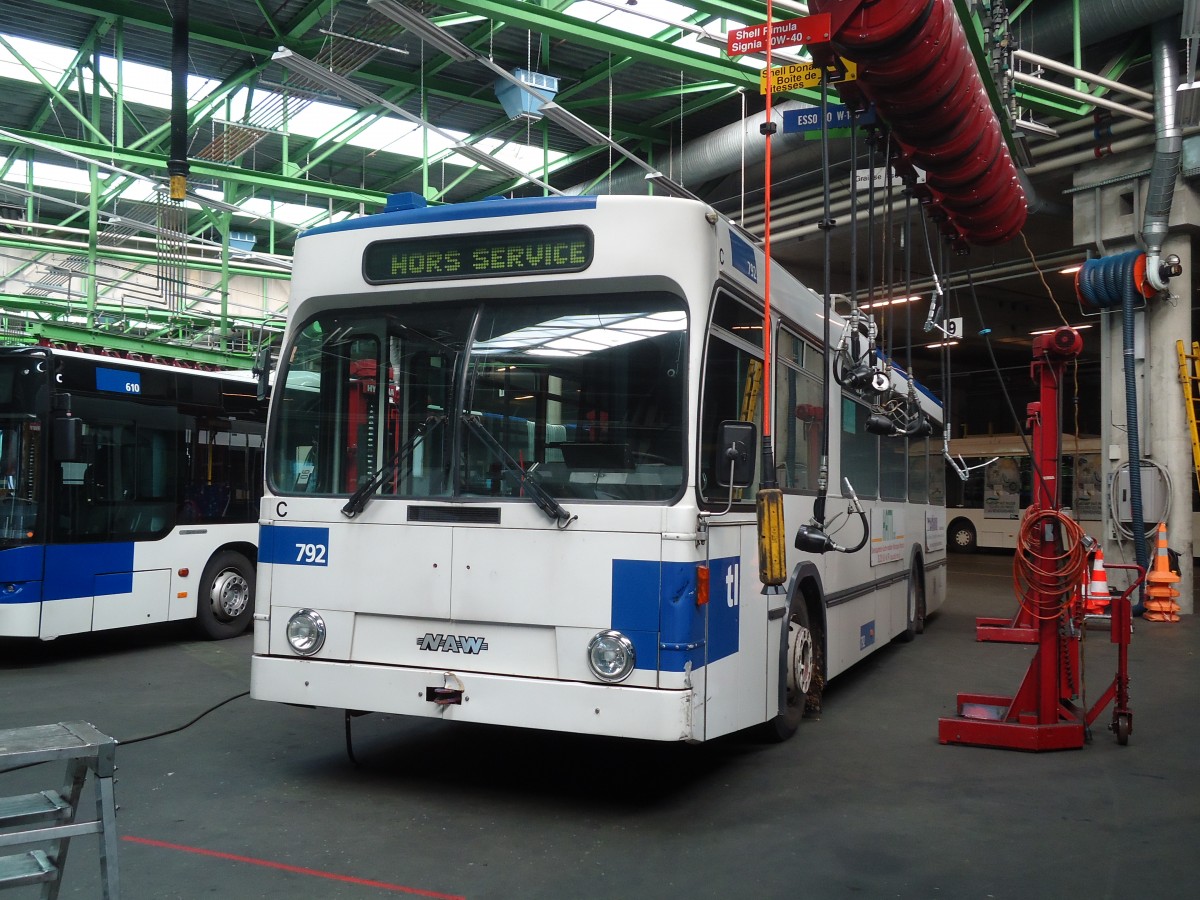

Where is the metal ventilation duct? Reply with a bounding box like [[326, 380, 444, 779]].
[[564, 100, 818, 197], [1016, 0, 1182, 57]]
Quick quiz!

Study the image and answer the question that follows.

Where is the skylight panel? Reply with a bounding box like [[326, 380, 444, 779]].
[[565, 0, 699, 39], [1, 158, 89, 193]]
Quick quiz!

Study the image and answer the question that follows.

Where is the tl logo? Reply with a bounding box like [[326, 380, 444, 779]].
[[726, 562, 740, 608]]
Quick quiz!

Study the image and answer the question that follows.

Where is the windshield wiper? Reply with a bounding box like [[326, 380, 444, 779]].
[[461, 415, 576, 528], [341, 416, 443, 518]]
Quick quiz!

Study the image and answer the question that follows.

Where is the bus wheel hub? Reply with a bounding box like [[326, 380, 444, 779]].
[[788, 619, 814, 696], [210, 570, 250, 620]]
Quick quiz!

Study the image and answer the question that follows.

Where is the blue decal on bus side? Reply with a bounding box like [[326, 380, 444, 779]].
[[707, 556, 741, 662], [860, 620, 876, 650], [0, 545, 44, 582], [729, 230, 758, 283], [44, 544, 134, 600], [259, 524, 330, 567], [610, 559, 663, 671], [611, 557, 739, 672], [95, 367, 141, 394], [0, 544, 138, 604], [301, 196, 599, 238]]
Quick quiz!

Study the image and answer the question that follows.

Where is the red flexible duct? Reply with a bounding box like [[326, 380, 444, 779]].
[[808, 0, 1027, 247]]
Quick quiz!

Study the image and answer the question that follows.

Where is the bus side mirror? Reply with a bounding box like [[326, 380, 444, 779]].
[[716, 420, 756, 488], [253, 346, 273, 402], [53, 416, 84, 462]]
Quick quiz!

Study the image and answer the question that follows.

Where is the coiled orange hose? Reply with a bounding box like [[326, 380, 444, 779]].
[[1013, 506, 1088, 620]]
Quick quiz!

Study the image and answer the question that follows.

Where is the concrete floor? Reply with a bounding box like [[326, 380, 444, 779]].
[[1, 552, 1197, 899]]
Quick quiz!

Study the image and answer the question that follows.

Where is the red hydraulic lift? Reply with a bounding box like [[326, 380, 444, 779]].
[[938, 327, 1139, 750]]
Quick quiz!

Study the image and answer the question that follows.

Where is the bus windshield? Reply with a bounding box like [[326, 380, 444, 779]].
[[269, 293, 688, 505], [0, 355, 46, 546]]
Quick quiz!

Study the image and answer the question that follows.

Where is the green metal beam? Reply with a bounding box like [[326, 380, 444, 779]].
[[0, 236, 290, 282], [16, 320, 260, 368], [954, 0, 1020, 157], [0, 35, 110, 145], [0, 126, 388, 206]]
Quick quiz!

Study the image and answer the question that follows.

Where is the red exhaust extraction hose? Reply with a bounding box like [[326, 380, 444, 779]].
[[808, 0, 1027, 247]]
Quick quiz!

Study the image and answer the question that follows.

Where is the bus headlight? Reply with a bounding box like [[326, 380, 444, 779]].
[[587, 630, 635, 683], [286, 609, 327, 656]]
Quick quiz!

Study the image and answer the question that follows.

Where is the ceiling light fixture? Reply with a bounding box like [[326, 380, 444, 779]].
[[1030, 324, 1093, 335], [367, 0, 475, 62]]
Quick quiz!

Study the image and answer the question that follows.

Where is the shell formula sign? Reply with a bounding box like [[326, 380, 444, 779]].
[[726, 13, 830, 56]]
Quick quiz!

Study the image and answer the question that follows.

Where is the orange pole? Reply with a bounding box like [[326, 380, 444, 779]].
[[762, 0, 773, 442]]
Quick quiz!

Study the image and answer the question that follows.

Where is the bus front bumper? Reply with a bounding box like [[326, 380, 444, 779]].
[[251, 654, 696, 742]]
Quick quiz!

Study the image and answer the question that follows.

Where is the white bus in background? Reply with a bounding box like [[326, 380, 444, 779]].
[[250, 192, 947, 743], [944, 434, 1103, 552], [0, 346, 266, 640]]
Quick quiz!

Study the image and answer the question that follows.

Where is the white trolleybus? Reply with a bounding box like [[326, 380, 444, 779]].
[[944, 434, 1103, 552], [0, 345, 266, 640], [250, 193, 947, 742]]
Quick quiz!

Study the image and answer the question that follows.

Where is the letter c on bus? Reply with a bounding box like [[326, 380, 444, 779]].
[[276, 501, 288, 518]]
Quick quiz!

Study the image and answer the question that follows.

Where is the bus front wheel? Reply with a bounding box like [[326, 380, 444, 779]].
[[196, 550, 255, 640], [762, 596, 824, 741], [949, 519, 977, 552]]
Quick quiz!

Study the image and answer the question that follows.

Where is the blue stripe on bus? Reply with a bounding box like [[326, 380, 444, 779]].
[[300, 196, 599, 239], [259, 524, 331, 566], [611, 557, 739, 672], [0, 544, 134, 603], [729, 230, 759, 283]]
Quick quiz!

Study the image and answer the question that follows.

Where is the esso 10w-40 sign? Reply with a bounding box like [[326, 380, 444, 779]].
[[726, 13, 830, 57]]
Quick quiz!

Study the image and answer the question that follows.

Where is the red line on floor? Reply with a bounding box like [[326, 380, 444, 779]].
[[122, 835, 465, 899]]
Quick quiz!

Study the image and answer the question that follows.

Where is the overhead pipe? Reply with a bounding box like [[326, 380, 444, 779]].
[[808, 0, 1027, 248], [736, 112, 1144, 231], [1142, 17, 1183, 291], [1011, 71, 1156, 123], [1012, 49, 1154, 104], [1021, 0, 1183, 58], [564, 100, 818, 197]]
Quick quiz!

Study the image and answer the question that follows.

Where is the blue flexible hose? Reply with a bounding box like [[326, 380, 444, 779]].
[[1078, 251, 1149, 613]]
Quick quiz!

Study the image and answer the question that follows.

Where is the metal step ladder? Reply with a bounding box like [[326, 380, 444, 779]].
[[1177, 340, 1200, 494], [0, 721, 119, 898]]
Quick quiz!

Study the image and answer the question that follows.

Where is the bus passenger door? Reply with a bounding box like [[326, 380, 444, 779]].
[[701, 522, 767, 740]]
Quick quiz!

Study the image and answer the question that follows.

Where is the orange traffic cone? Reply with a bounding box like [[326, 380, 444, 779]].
[[1084, 548, 1111, 614], [1144, 522, 1181, 623]]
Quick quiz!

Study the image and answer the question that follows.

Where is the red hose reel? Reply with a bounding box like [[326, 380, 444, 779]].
[[808, 0, 1027, 247]]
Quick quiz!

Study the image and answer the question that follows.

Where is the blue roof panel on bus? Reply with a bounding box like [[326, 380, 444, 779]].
[[300, 195, 600, 239]]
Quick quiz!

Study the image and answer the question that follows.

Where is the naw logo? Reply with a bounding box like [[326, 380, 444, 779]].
[[417, 633, 489, 654]]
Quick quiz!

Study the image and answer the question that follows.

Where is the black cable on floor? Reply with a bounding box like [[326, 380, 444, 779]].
[[117, 690, 250, 746], [0, 691, 252, 774]]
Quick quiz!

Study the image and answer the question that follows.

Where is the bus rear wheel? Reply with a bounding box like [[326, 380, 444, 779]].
[[949, 519, 977, 552], [196, 550, 255, 640], [899, 562, 926, 641]]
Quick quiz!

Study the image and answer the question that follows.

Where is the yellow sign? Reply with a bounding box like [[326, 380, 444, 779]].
[[759, 58, 857, 94]]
